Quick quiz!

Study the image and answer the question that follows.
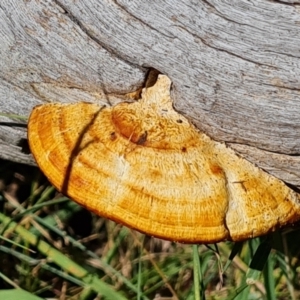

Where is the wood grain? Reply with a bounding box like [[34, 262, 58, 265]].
[[1, 1, 300, 189]]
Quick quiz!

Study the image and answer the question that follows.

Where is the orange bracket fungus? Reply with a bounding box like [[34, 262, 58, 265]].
[[28, 75, 300, 243]]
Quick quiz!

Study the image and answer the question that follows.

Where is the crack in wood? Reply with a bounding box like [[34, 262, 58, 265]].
[[52, 0, 146, 70], [112, 0, 176, 39], [174, 22, 275, 68], [271, 0, 300, 6]]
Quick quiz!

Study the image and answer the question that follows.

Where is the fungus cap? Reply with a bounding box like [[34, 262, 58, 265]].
[[27, 75, 300, 243]]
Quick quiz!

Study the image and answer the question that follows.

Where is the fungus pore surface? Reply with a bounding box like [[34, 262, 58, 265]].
[[27, 75, 300, 243]]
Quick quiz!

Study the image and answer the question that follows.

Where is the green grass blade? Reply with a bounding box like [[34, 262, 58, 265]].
[[249, 239, 271, 271], [137, 238, 144, 300], [0, 212, 127, 300], [193, 245, 205, 300], [263, 252, 276, 300], [0, 112, 28, 120], [223, 242, 244, 272], [0, 289, 44, 300]]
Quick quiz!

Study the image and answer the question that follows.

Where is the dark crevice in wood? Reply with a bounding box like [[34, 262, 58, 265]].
[[268, 0, 300, 6], [228, 141, 300, 156], [144, 68, 161, 88], [0, 122, 27, 128], [198, 0, 216, 11], [17, 138, 31, 155], [286, 182, 300, 193]]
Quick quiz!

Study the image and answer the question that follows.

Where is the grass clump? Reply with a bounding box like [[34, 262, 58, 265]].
[[0, 159, 300, 299]]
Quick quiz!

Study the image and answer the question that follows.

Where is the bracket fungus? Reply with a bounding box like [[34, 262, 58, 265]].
[[28, 75, 300, 243]]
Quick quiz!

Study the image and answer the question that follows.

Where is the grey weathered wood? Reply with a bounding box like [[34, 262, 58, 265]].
[[0, 0, 300, 187]]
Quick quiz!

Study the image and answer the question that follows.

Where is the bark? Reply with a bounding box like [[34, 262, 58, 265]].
[[0, 0, 300, 187]]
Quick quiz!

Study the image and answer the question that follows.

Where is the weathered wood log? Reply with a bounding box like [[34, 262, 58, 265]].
[[0, 1, 300, 188]]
